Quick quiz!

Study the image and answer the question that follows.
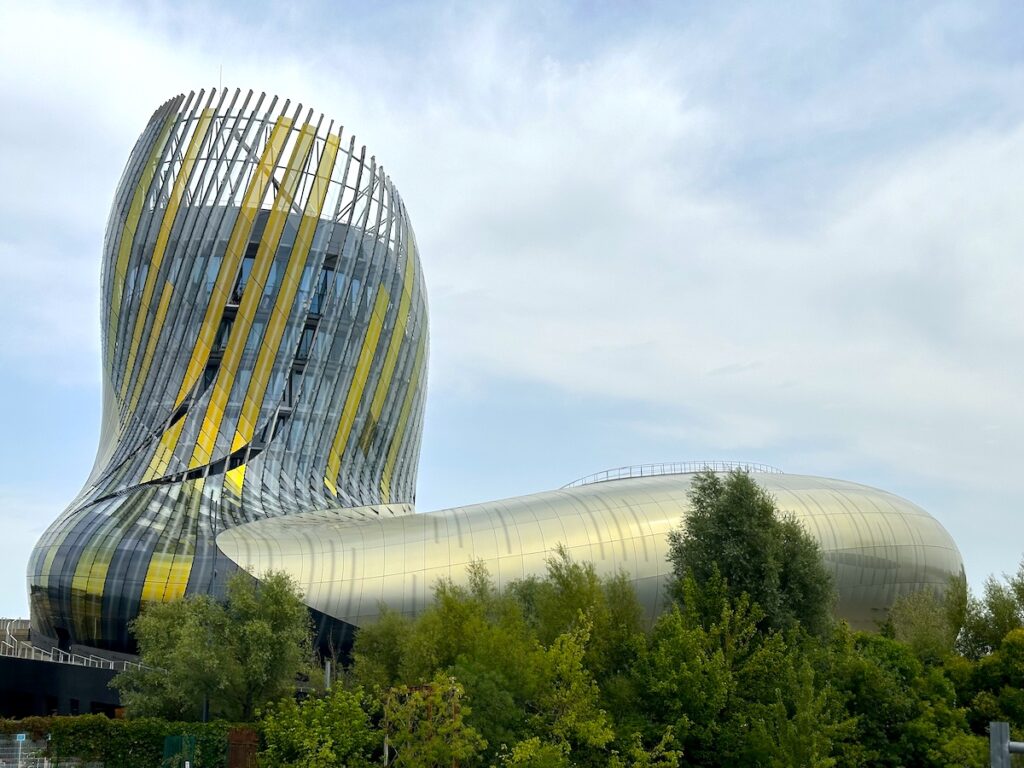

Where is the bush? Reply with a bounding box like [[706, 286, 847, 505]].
[[0, 715, 245, 767]]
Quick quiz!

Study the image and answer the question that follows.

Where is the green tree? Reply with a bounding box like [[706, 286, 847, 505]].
[[530, 622, 615, 761], [962, 628, 1024, 733], [354, 563, 542, 756], [958, 559, 1024, 659], [112, 570, 313, 721], [259, 686, 377, 767], [383, 673, 487, 767], [510, 547, 645, 684], [607, 729, 681, 768], [818, 627, 985, 767], [887, 583, 962, 664], [499, 737, 572, 768], [639, 579, 852, 767], [639, 603, 731, 761], [509, 547, 648, 740], [667, 470, 834, 636]]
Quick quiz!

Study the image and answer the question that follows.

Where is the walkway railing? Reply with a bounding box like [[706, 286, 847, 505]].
[[1, 618, 143, 672], [563, 460, 784, 489]]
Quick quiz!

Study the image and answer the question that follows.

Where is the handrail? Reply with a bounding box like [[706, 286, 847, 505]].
[[1, 617, 144, 672], [563, 460, 784, 489]]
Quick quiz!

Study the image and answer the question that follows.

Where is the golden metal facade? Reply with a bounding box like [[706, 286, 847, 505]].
[[218, 472, 964, 632]]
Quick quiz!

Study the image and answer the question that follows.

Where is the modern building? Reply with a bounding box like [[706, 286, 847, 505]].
[[28, 90, 428, 652], [218, 464, 963, 636], [27, 90, 963, 656]]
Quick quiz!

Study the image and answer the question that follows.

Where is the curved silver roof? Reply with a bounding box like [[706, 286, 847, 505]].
[[217, 471, 963, 632]]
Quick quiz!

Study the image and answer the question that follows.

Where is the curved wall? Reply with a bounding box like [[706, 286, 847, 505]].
[[217, 472, 964, 632], [28, 89, 429, 650]]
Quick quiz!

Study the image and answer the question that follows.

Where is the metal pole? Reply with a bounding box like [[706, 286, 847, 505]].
[[324, 658, 331, 690], [991, 722, 1024, 767], [992, 721, 1009, 768]]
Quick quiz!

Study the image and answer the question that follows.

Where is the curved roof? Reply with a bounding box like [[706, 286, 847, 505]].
[[217, 471, 963, 632]]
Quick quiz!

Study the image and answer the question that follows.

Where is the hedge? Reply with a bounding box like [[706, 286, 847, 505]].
[[0, 716, 249, 768]]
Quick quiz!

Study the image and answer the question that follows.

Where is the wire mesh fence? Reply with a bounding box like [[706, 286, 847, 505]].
[[0, 733, 106, 767]]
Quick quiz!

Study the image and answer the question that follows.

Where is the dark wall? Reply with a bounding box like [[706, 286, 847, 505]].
[[0, 657, 119, 718]]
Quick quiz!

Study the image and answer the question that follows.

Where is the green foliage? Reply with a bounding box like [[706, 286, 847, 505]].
[[961, 628, 1024, 733], [530, 622, 614, 758], [351, 556, 654, 766], [499, 737, 572, 768], [112, 570, 314, 721], [0, 715, 239, 767], [607, 728, 681, 768], [332, 545, 1020, 767], [383, 673, 487, 767], [958, 558, 1024, 659], [511, 547, 646, 678], [667, 470, 835, 636], [258, 686, 377, 767], [354, 562, 541, 754], [887, 583, 962, 664], [818, 627, 986, 767], [637, 584, 852, 767]]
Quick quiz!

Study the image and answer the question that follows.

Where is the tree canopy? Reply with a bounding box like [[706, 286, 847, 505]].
[[93, 484, 1024, 768], [112, 570, 313, 721], [667, 469, 835, 635]]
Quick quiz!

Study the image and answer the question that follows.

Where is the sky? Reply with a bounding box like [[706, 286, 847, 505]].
[[1, 0, 1023, 618]]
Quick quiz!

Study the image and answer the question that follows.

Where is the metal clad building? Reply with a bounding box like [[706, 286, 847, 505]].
[[28, 92, 963, 652], [217, 469, 963, 632]]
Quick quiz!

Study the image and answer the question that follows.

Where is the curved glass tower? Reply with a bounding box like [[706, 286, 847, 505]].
[[28, 90, 429, 650]]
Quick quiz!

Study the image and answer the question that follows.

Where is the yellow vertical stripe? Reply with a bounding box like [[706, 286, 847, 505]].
[[140, 478, 203, 603], [144, 115, 293, 478], [380, 334, 426, 502], [71, 544, 118, 642], [119, 108, 215, 411], [71, 548, 105, 598], [140, 553, 195, 603], [361, 243, 415, 453], [189, 122, 317, 469], [106, 110, 177, 372], [127, 280, 174, 414], [226, 133, 342, 493], [172, 115, 294, 410], [324, 286, 391, 494]]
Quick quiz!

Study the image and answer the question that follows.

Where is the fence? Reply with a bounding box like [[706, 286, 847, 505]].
[[0, 733, 103, 768]]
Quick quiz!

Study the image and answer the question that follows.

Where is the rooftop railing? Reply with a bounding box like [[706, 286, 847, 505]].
[[563, 461, 784, 489]]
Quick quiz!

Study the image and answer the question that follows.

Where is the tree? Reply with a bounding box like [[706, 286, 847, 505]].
[[962, 628, 1024, 733], [353, 563, 542, 756], [667, 470, 834, 635], [509, 545, 647, 727], [817, 627, 986, 767], [499, 737, 572, 768], [259, 686, 377, 767], [887, 581, 963, 664], [958, 559, 1024, 659], [530, 622, 615, 761], [383, 673, 487, 767], [112, 570, 313, 721]]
